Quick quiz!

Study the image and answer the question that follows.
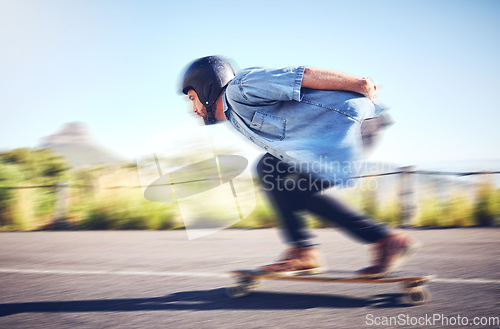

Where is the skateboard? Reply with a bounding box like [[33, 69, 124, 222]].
[[227, 270, 432, 306]]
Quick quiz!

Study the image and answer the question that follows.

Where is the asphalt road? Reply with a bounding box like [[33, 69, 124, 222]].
[[0, 228, 498, 329]]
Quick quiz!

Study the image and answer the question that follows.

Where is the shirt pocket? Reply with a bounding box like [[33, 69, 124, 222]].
[[250, 111, 286, 141]]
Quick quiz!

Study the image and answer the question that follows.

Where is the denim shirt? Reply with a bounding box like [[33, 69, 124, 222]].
[[222, 66, 388, 186]]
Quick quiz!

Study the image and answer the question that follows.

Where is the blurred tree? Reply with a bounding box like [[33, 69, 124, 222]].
[[0, 148, 71, 227], [0, 148, 33, 179], [0, 147, 70, 183], [0, 163, 23, 227], [361, 182, 378, 219], [474, 180, 498, 226]]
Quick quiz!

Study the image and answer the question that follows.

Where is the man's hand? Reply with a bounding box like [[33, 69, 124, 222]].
[[302, 67, 377, 102], [360, 78, 377, 102]]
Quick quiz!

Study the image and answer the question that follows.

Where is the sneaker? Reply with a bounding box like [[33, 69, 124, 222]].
[[356, 231, 421, 278], [257, 246, 324, 276]]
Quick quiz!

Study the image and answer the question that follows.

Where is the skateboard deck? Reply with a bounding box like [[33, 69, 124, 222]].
[[227, 270, 432, 305]]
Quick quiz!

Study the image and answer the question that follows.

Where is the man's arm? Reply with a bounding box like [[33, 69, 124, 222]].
[[301, 67, 377, 101]]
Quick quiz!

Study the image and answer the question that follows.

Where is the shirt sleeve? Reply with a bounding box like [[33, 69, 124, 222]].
[[226, 66, 305, 105]]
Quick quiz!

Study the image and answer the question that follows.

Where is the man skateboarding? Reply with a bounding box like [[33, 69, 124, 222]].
[[180, 56, 420, 278]]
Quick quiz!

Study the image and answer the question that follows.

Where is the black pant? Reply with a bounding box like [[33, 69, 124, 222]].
[[256, 153, 389, 247]]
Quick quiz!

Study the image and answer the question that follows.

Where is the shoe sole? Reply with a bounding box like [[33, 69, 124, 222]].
[[263, 267, 325, 277], [357, 240, 422, 278]]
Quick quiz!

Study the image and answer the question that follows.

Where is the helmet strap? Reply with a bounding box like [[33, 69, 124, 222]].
[[204, 87, 227, 125], [205, 104, 216, 125]]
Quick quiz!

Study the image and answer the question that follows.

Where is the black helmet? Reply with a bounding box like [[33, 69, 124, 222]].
[[182, 56, 235, 124]]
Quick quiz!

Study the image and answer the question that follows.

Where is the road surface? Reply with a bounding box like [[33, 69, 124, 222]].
[[0, 228, 498, 328]]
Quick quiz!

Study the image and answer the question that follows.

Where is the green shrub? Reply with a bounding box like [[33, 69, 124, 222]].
[[136, 198, 177, 230], [376, 200, 402, 227], [81, 190, 176, 230], [249, 199, 276, 228], [493, 189, 500, 226], [10, 188, 35, 230], [307, 214, 331, 228], [0, 164, 20, 208], [360, 184, 378, 219], [32, 187, 58, 219], [473, 182, 499, 226], [414, 197, 442, 227], [232, 197, 277, 228], [0, 163, 24, 229], [442, 191, 475, 226]]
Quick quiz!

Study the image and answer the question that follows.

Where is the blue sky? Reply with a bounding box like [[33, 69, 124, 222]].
[[1, 0, 499, 166]]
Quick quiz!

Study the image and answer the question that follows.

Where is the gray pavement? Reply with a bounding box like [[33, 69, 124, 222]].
[[0, 228, 499, 328]]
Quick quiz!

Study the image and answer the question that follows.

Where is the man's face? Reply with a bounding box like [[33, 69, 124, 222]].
[[187, 90, 208, 121]]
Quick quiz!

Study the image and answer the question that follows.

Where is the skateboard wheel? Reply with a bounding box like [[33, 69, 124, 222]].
[[226, 286, 250, 298], [244, 279, 261, 289], [402, 279, 425, 289], [405, 287, 430, 306]]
